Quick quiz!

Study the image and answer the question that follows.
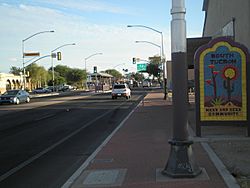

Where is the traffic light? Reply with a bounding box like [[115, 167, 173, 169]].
[[57, 52, 62, 61], [132, 57, 136, 64], [93, 66, 97, 73]]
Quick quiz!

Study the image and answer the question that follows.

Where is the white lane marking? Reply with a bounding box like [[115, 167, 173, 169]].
[[0, 101, 127, 182]]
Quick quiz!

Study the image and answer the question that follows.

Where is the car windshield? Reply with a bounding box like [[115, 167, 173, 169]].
[[113, 85, 126, 89], [3, 90, 19, 95]]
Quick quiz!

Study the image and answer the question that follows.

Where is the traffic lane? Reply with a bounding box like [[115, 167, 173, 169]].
[[0, 91, 98, 116], [0, 93, 129, 170], [0, 92, 145, 188]]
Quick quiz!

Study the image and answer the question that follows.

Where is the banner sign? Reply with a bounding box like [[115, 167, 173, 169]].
[[23, 52, 40, 57], [195, 37, 250, 136]]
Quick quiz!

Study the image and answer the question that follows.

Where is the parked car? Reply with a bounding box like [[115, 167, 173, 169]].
[[32, 87, 51, 94], [111, 83, 131, 99], [0, 89, 30, 105]]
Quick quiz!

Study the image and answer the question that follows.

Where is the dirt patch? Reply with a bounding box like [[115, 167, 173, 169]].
[[210, 141, 250, 188]]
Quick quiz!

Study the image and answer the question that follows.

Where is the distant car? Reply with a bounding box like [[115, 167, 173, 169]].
[[0, 89, 30, 105], [111, 84, 131, 99], [142, 80, 151, 87], [32, 87, 51, 94]]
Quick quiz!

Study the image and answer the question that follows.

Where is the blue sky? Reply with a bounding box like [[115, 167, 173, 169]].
[[0, 0, 205, 73]]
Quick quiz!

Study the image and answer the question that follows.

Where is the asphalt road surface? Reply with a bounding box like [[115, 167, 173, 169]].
[[0, 90, 146, 188]]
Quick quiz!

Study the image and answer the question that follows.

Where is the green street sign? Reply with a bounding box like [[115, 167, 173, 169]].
[[137, 63, 147, 72]]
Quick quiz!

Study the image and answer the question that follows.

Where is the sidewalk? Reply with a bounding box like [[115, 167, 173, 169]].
[[63, 91, 248, 188]]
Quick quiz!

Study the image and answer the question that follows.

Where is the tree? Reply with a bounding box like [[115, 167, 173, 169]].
[[54, 65, 71, 78], [146, 55, 161, 81], [47, 71, 66, 86], [9, 66, 22, 75], [26, 63, 49, 89], [66, 68, 86, 88], [132, 72, 144, 82], [146, 63, 160, 78], [104, 69, 122, 80]]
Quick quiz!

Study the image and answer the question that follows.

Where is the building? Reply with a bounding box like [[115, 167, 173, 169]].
[[87, 72, 113, 91], [0, 73, 24, 94], [202, 0, 250, 50]]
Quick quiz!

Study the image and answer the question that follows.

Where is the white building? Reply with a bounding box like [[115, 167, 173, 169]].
[[0, 73, 24, 94]]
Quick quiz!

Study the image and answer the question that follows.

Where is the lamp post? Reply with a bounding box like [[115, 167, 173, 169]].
[[22, 30, 54, 89], [162, 0, 201, 178], [127, 25, 167, 99], [51, 43, 76, 91], [135, 40, 161, 74], [84, 53, 103, 90]]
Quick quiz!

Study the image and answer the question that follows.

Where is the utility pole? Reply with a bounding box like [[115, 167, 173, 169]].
[[162, 0, 201, 178]]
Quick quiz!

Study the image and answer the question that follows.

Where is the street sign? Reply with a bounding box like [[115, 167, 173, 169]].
[[137, 63, 147, 72], [23, 52, 40, 57], [51, 53, 56, 58]]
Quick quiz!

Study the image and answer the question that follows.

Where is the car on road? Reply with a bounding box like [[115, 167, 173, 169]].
[[142, 80, 151, 87], [0, 89, 30, 105], [32, 87, 52, 94], [111, 83, 131, 99]]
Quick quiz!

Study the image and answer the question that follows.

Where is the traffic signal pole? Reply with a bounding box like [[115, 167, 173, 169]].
[[162, 0, 201, 178]]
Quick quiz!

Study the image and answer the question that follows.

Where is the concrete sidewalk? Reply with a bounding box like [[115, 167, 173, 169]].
[[63, 91, 245, 188]]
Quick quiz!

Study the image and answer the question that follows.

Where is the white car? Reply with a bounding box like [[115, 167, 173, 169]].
[[111, 84, 131, 99]]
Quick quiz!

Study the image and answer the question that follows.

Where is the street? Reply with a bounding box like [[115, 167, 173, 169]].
[[0, 90, 145, 188]]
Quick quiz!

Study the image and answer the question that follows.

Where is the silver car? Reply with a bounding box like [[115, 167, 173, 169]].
[[111, 84, 131, 99], [0, 90, 30, 105]]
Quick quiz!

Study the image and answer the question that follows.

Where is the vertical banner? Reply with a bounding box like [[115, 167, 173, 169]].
[[195, 37, 250, 136]]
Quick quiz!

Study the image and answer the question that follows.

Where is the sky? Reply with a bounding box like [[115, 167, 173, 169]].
[[0, 0, 205, 74]]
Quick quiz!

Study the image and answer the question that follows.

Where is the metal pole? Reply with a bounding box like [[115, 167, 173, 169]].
[[162, 0, 201, 178], [22, 30, 54, 90], [161, 32, 167, 100], [85, 58, 88, 90], [51, 56, 55, 91], [84, 53, 103, 91], [128, 25, 167, 99], [22, 40, 26, 90]]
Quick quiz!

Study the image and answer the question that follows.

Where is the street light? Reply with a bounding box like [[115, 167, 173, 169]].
[[135, 40, 161, 62], [84, 53, 103, 90], [135, 40, 161, 50], [127, 25, 167, 99], [113, 63, 125, 69], [22, 30, 54, 89], [51, 43, 76, 91]]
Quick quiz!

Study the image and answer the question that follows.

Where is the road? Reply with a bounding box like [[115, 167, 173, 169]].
[[0, 90, 146, 188]]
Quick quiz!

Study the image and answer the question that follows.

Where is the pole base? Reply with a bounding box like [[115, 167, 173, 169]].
[[162, 140, 201, 178]]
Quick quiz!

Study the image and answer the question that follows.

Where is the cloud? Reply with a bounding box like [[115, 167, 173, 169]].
[[0, 2, 170, 73], [9, 57, 18, 62], [37, 0, 133, 15]]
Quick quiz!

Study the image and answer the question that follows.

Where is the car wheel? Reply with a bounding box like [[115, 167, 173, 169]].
[[16, 98, 20, 105], [26, 97, 30, 103]]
